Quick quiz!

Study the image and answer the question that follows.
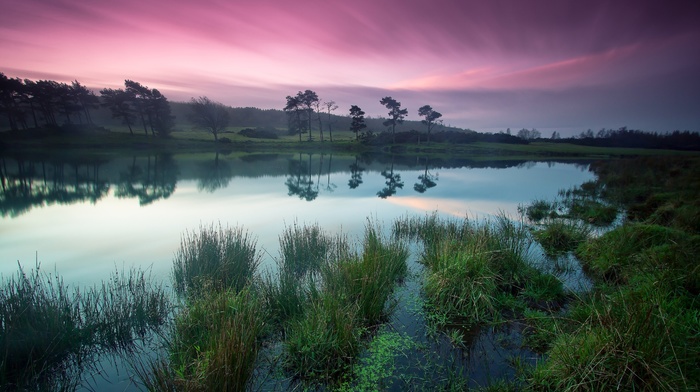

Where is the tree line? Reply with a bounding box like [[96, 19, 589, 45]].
[[0, 73, 174, 137], [506, 125, 700, 150], [280, 89, 444, 144]]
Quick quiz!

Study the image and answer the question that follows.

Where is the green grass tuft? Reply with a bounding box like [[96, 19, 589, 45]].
[[172, 223, 260, 297]]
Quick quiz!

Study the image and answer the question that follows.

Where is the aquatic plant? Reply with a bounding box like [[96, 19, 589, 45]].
[[283, 221, 408, 381], [284, 293, 362, 381], [532, 218, 591, 256], [519, 199, 558, 222], [172, 223, 260, 297], [530, 277, 698, 391], [0, 264, 170, 389], [149, 288, 266, 391], [279, 221, 337, 277]]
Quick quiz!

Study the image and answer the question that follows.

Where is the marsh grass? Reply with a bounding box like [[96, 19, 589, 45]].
[[283, 221, 409, 381], [149, 288, 266, 391], [532, 218, 591, 256], [0, 264, 170, 389], [284, 293, 362, 381], [396, 214, 548, 330], [279, 221, 344, 277], [262, 223, 350, 328], [519, 183, 618, 227], [519, 199, 559, 222], [172, 223, 260, 297], [530, 277, 698, 391], [575, 223, 696, 285]]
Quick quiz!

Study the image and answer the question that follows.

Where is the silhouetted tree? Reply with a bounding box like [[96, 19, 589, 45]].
[[124, 80, 152, 135], [0, 73, 24, 131], [312, 100, 324, 142], [148, 89, 174, 137], [379, 96, 407, 143], [298, 90, 319, 142], [70, 81, 99, 124], [324, 100, 338, 142], [56, 82, 81, 124], [33, 80, 61, 126], [20, 79, 39, 128], [284, 95, 303, 141], [100, 88, 136, 135], [517, 128, 541, 140], [418, 105, 442, 143], [349, 105, 367, 142], [188, 96, 230, 142]]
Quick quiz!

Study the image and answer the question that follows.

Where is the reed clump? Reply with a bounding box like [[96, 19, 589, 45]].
[[396, 214, 556, 330], [530, 277, 698, 391], [164, 288, 266, 391], [0, 265, 169, 389], [282, 221, 408, 382], [533, 218, 591, 256], [172, 223, 260, 297]]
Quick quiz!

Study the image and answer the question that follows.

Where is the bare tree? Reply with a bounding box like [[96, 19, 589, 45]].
[[188, 96, 230, 142], [324, 100, 338, 142]]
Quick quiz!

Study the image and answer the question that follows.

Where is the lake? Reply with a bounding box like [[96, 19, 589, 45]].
[[0, 151, 595, 390], [1, 152, 594, 284]]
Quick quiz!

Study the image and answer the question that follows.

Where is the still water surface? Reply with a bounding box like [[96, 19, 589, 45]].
[[1, 152, 594, 285]]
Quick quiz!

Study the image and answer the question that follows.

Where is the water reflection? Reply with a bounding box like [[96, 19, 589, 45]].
[[0, 155, 110, 217], [286, 152, 319, 201], [196, 151, 233, 192], [0, 152, 595, 217], [348, 156, 364, 189], [414, 159, 438, 194], [115, 154, 178, 205]]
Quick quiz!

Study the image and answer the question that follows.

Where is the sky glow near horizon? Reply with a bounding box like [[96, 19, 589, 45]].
[[1, 0, 699, 135]]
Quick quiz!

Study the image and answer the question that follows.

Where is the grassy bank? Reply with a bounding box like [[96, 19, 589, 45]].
[[520, 156, 700, 391], [3, 125, 698, 160]]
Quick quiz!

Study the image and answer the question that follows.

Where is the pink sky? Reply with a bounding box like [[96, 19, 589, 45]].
[[1, 0, 699, 135]]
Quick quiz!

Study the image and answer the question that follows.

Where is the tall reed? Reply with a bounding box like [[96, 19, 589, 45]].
[[159, 288, 266, 391], [397, 214, 539, 328], [172, 223, 260, 297], [283, 221, 409, 381], [0, 264, 170, 389]]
